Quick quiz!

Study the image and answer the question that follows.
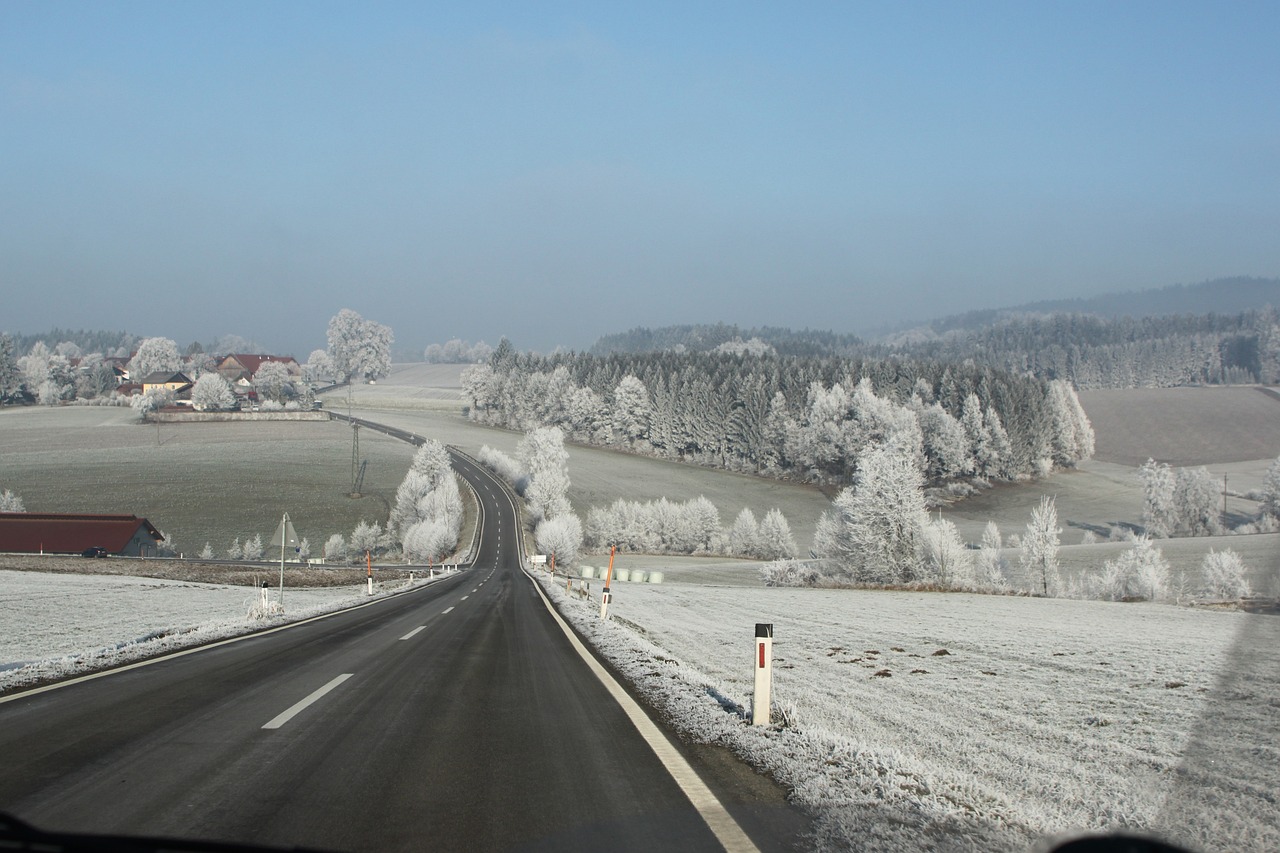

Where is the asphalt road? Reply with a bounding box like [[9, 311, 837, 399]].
[[0, 441, 806, 852]]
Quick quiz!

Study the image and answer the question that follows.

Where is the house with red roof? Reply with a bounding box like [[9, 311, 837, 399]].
[[0, 513, 164, 557], [216, 354, 301, 384]]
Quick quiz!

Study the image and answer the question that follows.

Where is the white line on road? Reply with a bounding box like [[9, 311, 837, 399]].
[[400, 626, 426, 640], [526, 574, 761, 853], [472, 588, 478, 593], [443, 606, 454, 614], [262, 674, 353, 730], [461, 595, 469, 601]]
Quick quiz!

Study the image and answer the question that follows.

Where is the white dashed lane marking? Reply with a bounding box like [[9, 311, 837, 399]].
[[262, 674, 353, 730]]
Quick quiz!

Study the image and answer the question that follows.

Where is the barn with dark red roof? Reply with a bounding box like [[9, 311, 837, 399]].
[[0, 513, 164, 557]]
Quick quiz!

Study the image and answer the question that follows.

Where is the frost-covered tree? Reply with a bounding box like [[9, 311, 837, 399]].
[[0, 334, 21, 400], [304, 349, 334, 384], [685, 495, 723, 553], [923, 516, 974, 588], [199, 542, 214, 560], [75, 353, 119, 399], [324, 533, 348, 563], [227, 537, 243, 560], [917, 402, 973, 482], [1200, 549, 1250, 600], [326, 309, 393, 383], [1046, 380, 1095, 467], [977, 521, 1009, 590], [728, 508, 760, 557], [0, 489, 25, 512], [1091, 535, 1169, 602], [518, 426, 572, 523], [388, 440, 462, 560], [350, 520, 381, 556], [536, 513, 584, 566], [19, 341, 52, 389], [130, 386, 173, 415], [612, 375, 651, 448], [1262, 455, 1280, 519], [192, 372, 236, 411], [403, 519, 457, 563], [1173, 466, 1222, 537], [424, 339, 494, 364], [1020, 495, 1061, 596], [815, 442, 928, 584], [758, 508, 798, 560], [128, 337, 182, 380], [1139, 458, 1177, 538], [253, 360, 294, 402], [242, 534, 264, 561]]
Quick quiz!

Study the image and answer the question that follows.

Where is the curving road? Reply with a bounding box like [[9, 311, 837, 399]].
[[0, 429, 805, 852]]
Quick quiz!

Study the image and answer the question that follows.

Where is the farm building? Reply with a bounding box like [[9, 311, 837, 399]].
[[0, 513, 164, 557], [139, 371, 193, 395], [216, 354, 301, 384]]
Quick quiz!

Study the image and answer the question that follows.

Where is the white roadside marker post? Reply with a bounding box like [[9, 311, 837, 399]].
[[752, 623, 773, 726], [600, 545, 616, 621]]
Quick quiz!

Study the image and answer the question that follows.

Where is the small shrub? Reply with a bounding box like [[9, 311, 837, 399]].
[[760, 559, 821, 587], [1200, 549, 1251, 600]]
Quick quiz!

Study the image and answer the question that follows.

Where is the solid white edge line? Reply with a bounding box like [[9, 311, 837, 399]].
[[524, 569, 760, 853], [262, 673, 353, 730], [400, 626, 426, 640]]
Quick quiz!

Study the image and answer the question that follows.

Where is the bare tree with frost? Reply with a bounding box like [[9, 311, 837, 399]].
[[0, 489, 25, 512], [1173, 466, 1222, 536], [1020, 496, 1061, 596], [977, 521, 1009, 590], [923, 515, 974, 588], [324, 533, 348, 563], [1091, 535, 1169, 602], [1140, 459, 1177, 538]]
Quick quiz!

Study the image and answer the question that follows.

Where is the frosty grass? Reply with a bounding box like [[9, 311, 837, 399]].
[[534, 570, 1279, 853]]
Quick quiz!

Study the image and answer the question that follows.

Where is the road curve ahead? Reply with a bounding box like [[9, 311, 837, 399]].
[[0, 435, 804, 852]]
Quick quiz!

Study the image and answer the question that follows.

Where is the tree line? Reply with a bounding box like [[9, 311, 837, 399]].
[[462, 346, 1094, 487]]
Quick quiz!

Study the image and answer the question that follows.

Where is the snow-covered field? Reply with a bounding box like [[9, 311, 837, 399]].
[[0, 569, 432, 693], [536, 572, 1280, 852]]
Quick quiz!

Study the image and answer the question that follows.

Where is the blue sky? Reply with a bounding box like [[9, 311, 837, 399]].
[[3, 2, 1278, 356]]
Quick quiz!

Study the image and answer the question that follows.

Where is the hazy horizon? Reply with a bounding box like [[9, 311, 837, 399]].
[[4, 3, 1279, 357]]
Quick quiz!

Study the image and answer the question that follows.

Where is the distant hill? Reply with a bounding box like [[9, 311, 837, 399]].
[[907, 277, 1280, 338], [589, 323, 864, 357], [586, 278, 1280, 387]]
